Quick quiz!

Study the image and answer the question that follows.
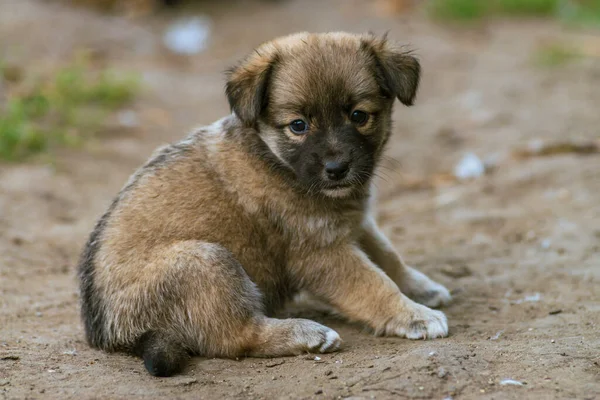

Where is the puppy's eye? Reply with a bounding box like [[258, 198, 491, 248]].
[[350, 110, 369, 126], [289, 119, 309, 135]]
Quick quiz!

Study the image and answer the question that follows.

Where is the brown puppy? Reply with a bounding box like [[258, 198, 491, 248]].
[[78, 32, 451, 377]]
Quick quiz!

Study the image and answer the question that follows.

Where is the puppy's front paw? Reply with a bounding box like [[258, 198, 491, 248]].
[[291, 319, 342, 353], [382, 303, 448, 340], [401, 267, 452, 309]]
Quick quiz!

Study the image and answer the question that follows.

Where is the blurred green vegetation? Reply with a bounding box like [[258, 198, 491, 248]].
[[428, 0, 600, 25], [533, 42, 582, 66], [0, 56, 139, 161]]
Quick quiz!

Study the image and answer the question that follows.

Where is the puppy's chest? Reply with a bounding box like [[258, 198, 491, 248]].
[[298, 215, 353, 246], [264, 208, 360, 248]]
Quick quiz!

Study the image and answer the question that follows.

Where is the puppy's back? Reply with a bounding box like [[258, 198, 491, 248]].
[[78, 129, 211, 350]]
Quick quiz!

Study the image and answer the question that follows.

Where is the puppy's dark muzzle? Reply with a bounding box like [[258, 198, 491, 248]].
[[324, 161, 349, 181]]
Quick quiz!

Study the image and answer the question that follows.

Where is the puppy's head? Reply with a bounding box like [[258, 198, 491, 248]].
[[226, 32, 420, 198]]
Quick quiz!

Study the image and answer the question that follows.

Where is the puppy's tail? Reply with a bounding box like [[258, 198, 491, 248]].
[[133, 331, 189, 377]]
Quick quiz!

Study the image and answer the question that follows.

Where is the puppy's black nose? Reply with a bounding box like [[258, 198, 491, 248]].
[[325, 161, 349, 181]]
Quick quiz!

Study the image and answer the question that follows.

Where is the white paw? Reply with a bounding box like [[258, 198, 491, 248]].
[[293, 320, 342, 353], [384, 303, 448, 340], [401, 267, 452, 309], [320, 329, 342, 353]]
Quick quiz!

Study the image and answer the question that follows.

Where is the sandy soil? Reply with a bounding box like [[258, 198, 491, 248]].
[[1, 1, 599, 399]]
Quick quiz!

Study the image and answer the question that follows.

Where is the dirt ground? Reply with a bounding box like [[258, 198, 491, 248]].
[[1, 0, 599, 399]]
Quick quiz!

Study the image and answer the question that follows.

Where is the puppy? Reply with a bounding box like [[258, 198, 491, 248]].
[[78, 32, 451, 377]]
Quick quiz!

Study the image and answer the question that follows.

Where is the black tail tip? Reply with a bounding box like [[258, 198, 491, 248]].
[[134, 331, 189, 377], [143, 352, 185, 377]]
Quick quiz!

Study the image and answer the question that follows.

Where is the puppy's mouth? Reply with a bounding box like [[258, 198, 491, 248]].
[[323, 181, 352, 189], [321, 184, 354, 198], [319, 180, 355, 198]]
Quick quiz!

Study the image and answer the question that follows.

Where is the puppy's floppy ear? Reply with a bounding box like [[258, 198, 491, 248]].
[[362, 34, 421, 106], [225, 44, 278, 127]]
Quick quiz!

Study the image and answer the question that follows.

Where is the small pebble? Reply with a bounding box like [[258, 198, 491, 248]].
[[514, 293, 541, 304], [440, 264, 472, 279], [490, 330, 504, 340], [163, 16, 211, 55], [500, 379, 524, 386], [265, 360, 285, 368], [454, 152, 485, 180], [117, 110, 139, 128]]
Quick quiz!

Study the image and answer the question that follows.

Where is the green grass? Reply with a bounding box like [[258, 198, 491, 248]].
[[560, 0, 600, 27], [0, 58, 139, 161], [428, 0, 489, 21], [534, 43, 582, 66], [496, 0, 558, 15], [0, 101, 47, 160], [428, 0, 600, 24]]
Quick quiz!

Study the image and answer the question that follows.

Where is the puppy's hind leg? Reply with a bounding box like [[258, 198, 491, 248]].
[[124, 241, 340, 376], [248, 317, 342, 357]]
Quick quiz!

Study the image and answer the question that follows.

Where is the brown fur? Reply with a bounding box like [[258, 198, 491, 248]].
[[78, 32, 451, 377]]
